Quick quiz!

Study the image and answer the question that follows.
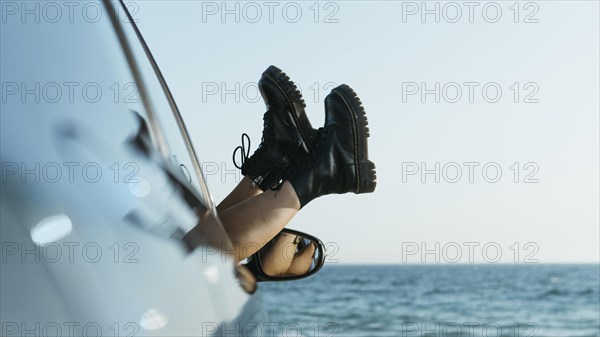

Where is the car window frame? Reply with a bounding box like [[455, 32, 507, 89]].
[[105, 0, 217, 214]]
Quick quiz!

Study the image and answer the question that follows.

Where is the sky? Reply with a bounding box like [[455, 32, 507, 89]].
[[131, 1, 599, 264]]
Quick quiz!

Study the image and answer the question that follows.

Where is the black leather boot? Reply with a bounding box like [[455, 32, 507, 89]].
[[234, 66, 317, 190], [286, 85, 377, 208]]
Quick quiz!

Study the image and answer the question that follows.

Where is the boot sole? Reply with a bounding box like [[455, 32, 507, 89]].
[[330, 85, 377, 194], [262, 66, 317, 152]]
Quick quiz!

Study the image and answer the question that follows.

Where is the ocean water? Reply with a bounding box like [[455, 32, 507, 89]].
[[259, 264, 600, 337]]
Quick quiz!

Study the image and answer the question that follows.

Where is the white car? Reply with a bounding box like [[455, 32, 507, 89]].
[[0, 1, 324, 336]]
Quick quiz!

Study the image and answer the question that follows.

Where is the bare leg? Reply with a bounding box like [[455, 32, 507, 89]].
[[287, 242, 316, 275], [261, 237, 316, 276], [216, 177, 262, 213], [219, 181, 300, 262], [260, 233, 297, 276]]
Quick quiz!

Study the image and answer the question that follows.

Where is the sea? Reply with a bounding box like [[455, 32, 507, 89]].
[[259, 264, 600, 337]]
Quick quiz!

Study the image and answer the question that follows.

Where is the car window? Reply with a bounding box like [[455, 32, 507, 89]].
[[110, 0, 215, 212], [1, 0, 225, 243]]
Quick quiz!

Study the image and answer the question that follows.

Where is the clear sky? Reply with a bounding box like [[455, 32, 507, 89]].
[[133, 1, 599, 264]]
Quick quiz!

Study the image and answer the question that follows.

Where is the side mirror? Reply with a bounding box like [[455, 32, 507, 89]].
[[243, 228, 326, 282]]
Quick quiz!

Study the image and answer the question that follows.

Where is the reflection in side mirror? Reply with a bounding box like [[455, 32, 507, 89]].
[[243, 228, 326, 282]]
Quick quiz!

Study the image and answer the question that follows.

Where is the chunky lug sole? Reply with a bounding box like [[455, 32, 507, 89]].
[[262, 65, 316, 152], [330, 84, 377, 194]]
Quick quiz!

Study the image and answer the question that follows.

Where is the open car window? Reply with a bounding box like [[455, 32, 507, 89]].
[[109, 0, 215, 213]]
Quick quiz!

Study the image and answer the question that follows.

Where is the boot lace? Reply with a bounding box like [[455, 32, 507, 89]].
[[232, 132, 251, 170], [232, 111, 283, 190]]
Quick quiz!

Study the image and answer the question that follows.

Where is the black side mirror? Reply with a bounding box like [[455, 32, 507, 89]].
[[243, 228, 326, 282]]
